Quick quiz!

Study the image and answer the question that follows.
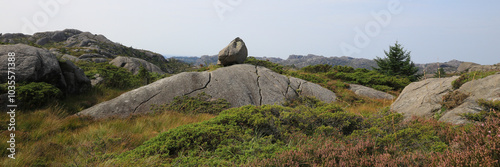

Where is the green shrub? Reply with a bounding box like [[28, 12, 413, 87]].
[[452, 71, 497, 89], [150, 92, 231, 115], [116, 103, 364, 166], [326, 68, 410, 91], [17, 82, 62, 109], [244, 57, 284, 74], [440, 91, 469, 110], [301, 64, 332, 73]]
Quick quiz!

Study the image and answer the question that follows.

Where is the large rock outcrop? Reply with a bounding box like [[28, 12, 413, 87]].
[[217, 37, 248, 66], [348, 84, 395, 100], [391, 74, 500, 124], [109, 56, 165, 74], [77, 64, 336, 119], [0, 44, 66, 88], [0, 44, 90, 94]]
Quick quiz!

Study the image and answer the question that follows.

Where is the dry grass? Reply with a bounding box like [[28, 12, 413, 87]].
[[0, 107, 214, 166], [345, 98, 393, 116]]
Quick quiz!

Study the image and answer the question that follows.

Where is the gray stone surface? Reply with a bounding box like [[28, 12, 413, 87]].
[[59, 60, 91, 93], [0, 44, 90, 94], [0, 44, 66, 89], [77, 64, 336, 119], [348, 84, 395, 100], [61, 54, 79, 62], [217, 37, 248, 66], [109, 56, 165, 74], [391, 76, 459, 120], [391, 74, 500, 124]]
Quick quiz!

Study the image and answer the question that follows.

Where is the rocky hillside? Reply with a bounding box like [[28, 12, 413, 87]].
[[0, 29, 189, 74]]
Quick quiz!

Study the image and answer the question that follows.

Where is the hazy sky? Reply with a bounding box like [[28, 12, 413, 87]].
[[1, 0, 499, 64]]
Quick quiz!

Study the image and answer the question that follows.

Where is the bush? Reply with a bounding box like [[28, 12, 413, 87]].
[[440, 91, 469, 110], [452, 71, 497, 89], [244, 57, 284, 74], [17, 82, 62, 109], [150, 92, 231, 115], [115, 102, 364, 166], [301, 64, 332, 73]]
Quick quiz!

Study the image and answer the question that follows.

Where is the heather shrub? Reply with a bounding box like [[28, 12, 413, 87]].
[[17, 82, 62, 109], [440, 90, 469, 110], [115, 102, 364, 166]]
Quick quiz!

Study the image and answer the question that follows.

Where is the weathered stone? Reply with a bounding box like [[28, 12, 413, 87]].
[[391, 76, 459, 120], [0, 44, 67, 89], [391, 74, 500, 124], [59, 60, 91, 93], [217, 37, 248, 66], [61, 54, 79, 62], [91, 74, 104, 86], [0, 44, 90, 94], [348, 84, 395, 100], [35, 37, 50, 46], [77, 64, 336, 119], [109, 56, 165, 74]]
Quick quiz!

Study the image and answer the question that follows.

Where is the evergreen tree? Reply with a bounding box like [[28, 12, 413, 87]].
[[434, 68, 446, 78], [373, 41, 419, 81], [138, 65, 151, 85]]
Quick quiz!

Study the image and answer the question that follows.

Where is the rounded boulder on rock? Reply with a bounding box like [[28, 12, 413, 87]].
[[217, 37, 248, 66]]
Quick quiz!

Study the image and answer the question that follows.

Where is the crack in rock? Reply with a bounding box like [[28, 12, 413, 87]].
[[285, 76, 291, 97], [183, 72, 212, 96], [133, 72, 212, 114], [133, 90, 162, 113], [255, 65, 263, 105]]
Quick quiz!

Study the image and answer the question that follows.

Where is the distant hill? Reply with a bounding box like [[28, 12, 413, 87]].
[[173, 54, 463, 74], [0, 29, 189, 73]]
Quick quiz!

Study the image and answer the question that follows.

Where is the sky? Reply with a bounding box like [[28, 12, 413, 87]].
[[1, 0, 499, 65]]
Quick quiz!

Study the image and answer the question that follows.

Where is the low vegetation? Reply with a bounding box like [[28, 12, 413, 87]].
[[1, 56, 499, 166], [452, 70, 498, 89]]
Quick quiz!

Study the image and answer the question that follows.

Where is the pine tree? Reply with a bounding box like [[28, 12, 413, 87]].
[[434, 68, 446, 78], [138, 65, 151, 85], [373, 41, 419, 81]]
